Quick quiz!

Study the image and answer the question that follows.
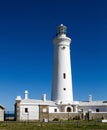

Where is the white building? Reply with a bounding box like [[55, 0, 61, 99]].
[[79, 95, 107, 113], [15, 92, 55, 121], [15, 91, 78, 121], [0, 104, 5, 121], [51, 24, 73, 103], [15, 24, 107, 121]]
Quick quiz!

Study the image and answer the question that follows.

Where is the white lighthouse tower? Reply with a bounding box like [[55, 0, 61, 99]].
[[51, 24, 73, 104]]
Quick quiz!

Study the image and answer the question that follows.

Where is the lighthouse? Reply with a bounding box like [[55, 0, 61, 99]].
[[51, 24, 73, 104]]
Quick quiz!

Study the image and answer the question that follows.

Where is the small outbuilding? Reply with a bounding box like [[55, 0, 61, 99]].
[[0, 104, 5, 121]]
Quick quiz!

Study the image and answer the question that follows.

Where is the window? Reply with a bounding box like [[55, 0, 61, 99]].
[[96, 108, 100, 112], [62, 46, 66, 50], [63, 73, 66, 79], [63, 88, 66, 91], [43, 108, 47, 112], [25, 108, 28, 113], [54, 109, 57, 112]]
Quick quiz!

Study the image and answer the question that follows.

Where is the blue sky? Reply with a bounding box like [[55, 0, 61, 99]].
[[0, 0, 107, 111]]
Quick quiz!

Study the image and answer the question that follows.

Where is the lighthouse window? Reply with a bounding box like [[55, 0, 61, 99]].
[[62, 46, 66, 50], [63, 88, 66, 91], [63, 73, 66, 79]]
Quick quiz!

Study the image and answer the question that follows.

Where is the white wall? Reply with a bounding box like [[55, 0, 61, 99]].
[[0, 108, 4, 121], [79, 105, 107, 112], [20, 105, 39, 120], [49, 106, 59, 113]]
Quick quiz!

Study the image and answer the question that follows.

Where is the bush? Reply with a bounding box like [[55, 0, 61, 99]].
[[53, 118, 59, 121], [73, 116, 80, 120]]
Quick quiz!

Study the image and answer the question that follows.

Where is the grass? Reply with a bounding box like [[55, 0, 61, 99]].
[[0, 120, 107, 130]]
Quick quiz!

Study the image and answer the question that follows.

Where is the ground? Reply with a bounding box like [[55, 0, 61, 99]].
[[0, 120, 107, 130]]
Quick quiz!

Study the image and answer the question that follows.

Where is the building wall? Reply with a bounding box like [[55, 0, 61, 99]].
[[89, 112, 107, 120], [79, 105, 107, 112], [49, 111, 107, 121], [0, 108, 4, 121], [49, 113, 79, 121], [39, 105, 49, 122], [16, 104, 107, 121], [49, 106, 60, 113], [49, 105, 77, 113], [20, 105, 39, 120], [15, 100, 21, 121]]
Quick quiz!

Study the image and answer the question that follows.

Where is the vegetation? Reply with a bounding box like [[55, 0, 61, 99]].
[[0, 120, 107, 130]]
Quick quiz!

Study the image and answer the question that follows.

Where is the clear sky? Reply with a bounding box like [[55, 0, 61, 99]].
[[0, 0, 107, 111]]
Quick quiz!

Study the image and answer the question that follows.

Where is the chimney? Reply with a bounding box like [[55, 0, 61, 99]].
[[89, 95, 92, 102], [24, 90, 28, 99], [16, 96, 22, 101], [42, 94, 46, 102]]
